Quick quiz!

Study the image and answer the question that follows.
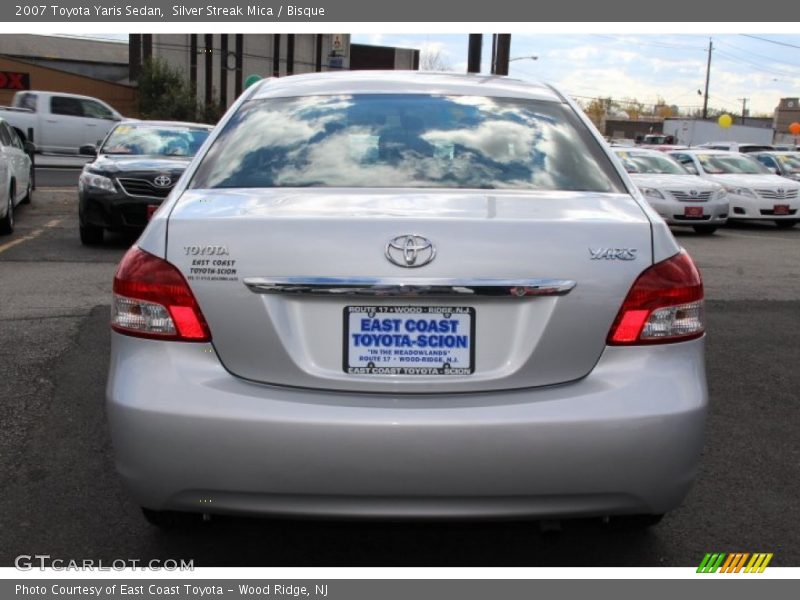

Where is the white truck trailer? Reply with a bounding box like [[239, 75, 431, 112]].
[[663, 118, 773, 147]]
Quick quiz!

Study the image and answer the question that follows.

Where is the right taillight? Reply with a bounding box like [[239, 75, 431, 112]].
[[607, 250, 704, 345]]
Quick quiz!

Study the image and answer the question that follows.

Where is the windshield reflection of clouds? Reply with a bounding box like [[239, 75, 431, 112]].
[[618, 153, 687, 175], [103, 127, 209, 157], [192, 94, 622, 192], [698, 155, 770, 175]]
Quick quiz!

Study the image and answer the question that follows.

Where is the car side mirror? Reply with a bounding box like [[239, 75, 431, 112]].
[[79, 144, 98, 157], [23, 141, 35, 155]]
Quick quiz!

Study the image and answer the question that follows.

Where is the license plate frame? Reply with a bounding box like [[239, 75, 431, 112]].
[[683, 206, 704, 218], [774, 204, 790, 215], [343, 306, 476, 375]]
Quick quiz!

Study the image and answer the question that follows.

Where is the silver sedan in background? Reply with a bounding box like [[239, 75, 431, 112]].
[[106, 72, 707, 529], [750, 151, 800, 182], [613, 147, 728, 235]]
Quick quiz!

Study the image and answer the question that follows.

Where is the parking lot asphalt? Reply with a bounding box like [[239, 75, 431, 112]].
[[0, 189, 798, 567]]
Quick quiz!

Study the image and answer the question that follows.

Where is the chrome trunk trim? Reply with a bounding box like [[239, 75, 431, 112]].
[[243, 277, 576, 298]]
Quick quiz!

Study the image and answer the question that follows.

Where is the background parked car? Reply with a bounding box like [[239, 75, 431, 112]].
[[697, 142, 775, 153], [614, 147, 727, 234], [670, 149, 800, 228], [0, 91, 124, 154], [0, 117, 33, 235], [750, 151, 800, 182], [78, 120, 212, 245]]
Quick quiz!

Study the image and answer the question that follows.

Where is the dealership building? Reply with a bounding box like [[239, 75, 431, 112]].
[[0, 34, 419, 118], [0, 34, 136, 115], [132, 34, 420, 110]]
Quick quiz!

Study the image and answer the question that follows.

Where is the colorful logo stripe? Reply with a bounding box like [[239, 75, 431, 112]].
[[697, 553, 773, 573]]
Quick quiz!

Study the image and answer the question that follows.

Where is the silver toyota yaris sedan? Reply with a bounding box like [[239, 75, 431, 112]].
[[106, 71, 707, 529]]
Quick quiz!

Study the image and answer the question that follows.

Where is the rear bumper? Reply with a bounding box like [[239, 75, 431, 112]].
[[106, 334, 707, 519]]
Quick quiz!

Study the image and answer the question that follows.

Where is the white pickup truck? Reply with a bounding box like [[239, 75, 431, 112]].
[[0, 91, 124, 154]]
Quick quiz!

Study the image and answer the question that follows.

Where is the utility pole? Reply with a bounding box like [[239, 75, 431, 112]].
[[467, 34, 482, 74], [738, 97, 748, 124], [491, 34, 511, 76], [702, 38, 713, 119]]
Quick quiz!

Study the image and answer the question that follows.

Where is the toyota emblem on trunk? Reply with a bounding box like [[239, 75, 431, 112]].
[[153, 174, 172, 188], [385, 235, 436, 268]]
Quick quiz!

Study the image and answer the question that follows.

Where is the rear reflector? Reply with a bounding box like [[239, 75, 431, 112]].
[[112, 246, 211, 342], [607, 250, 704, 345]]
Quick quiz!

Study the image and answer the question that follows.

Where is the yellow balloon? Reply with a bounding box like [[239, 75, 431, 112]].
[[718, 114, 733, 129]]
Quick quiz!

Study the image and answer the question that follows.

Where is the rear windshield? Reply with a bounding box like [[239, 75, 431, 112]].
[[190, 94, 626, 192], [696, 154, 771, 175]]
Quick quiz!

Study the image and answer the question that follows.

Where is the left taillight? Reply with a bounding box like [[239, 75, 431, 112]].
[[112, 246, 211, 342]]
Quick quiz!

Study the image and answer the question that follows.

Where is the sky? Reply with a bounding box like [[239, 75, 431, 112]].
[[351, 33, 800, 116], [75, 32, 799, 116]]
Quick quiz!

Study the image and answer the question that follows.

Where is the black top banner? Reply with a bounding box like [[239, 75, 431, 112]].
[[2, 0, 795, 21]]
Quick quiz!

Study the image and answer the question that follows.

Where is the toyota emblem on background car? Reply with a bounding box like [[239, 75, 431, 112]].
[[385, 234, 436, 267], [153, 174, 172, 188]]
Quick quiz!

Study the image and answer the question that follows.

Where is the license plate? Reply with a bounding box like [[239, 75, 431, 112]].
[[146, 204, 160, 220], [684, 206, 704, 218], [774, 204, 790, 215], [344, 306, 475, 375]]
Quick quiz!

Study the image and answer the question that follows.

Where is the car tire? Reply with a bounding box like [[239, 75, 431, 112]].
[[693, 225, 717, 235], [21, 167, 33, 204], [0, 186, 15, 236], [79, 223, 104, 246], [141, 508, 205, 530], [606, 513, 664, 530], [774, 220, 798, 229]]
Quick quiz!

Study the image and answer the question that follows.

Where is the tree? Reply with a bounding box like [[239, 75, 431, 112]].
[[582, 97, 616, 127], [136, 57, 223, 124], [420, 49, 453, 72], [622, 97, 645, 120], [653, 97, 675, 119]]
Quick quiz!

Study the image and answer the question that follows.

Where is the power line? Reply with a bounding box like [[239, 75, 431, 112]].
[[740, 34, 800, 50], [715, 38, 800, 70], [713, 48, 800, 79]]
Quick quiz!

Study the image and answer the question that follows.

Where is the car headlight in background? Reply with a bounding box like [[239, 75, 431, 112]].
[[79, 171, 116, 193], [723, 186, 755, 198], [713, 188, 728, 200], [639, 187, 665, 199]]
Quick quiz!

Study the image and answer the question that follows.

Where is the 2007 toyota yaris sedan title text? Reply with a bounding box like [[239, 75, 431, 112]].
[[106, 71, 707, 529]]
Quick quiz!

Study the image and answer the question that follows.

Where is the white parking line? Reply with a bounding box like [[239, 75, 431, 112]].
[[0, 219, 62, 255]]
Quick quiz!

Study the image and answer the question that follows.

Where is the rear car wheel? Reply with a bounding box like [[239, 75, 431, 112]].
[[774, 220, 798, 229], [0, 186, 14, 235], [692, 225, 717, 235], [141, 508, 204, 530], [79, 223, 104, 245]]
